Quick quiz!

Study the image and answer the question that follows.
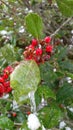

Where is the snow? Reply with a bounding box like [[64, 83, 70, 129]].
[[0, 30, 8, 35], [71, 30, 73, 34], [68, 80, 72, 83], [19, 26, 25, 33], [66, 77, 72, 83], [13, 100, 18, 110], [29, 10, 33, 13], [28, 91, 36, 112], [2, 94, 9, 99], [67, 107, 73, 113], [42, 125, 46, 130], [27, 114, 41, 130], [65, 127, 71, 130], [53, 68, 57, 72], [59, 121, 66, 129]]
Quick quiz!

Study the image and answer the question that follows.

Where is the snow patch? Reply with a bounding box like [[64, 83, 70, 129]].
[[27, 114, 41, 130], [59, 121, 66, 129], [65, 127, 71, 130]]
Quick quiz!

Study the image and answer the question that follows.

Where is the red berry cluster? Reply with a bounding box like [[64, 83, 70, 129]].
[[23, 36, 53, 63], [0, 66, 13, 97]]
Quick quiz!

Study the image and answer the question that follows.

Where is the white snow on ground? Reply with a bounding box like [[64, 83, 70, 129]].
[[27, 113, 41, 130], [65, 127, 71, 130], [59, 121, 66, 129]]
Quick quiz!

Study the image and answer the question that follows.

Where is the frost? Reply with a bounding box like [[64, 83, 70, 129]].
[[27, 114, 41, 130]]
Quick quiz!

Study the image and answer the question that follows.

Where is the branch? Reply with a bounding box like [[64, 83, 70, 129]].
[[0, 0, 16, 16], [14, 122, 22, 126], [0, 0, 11, 9], [65, 120, 73, 128], [50, 17, 73, 37]]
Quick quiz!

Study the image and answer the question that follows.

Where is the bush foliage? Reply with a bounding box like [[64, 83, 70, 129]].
[[0, 0, 73, 130]]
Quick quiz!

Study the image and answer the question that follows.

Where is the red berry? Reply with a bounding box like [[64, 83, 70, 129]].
[[31, 39, 38, 46], [2, 73, 8, 80], [59, 104, 64, 109], [3, 81, 12, 93], [46, 45, 53, 53], [27, 55, 33, 60], [0, 83, 4, 92], [4, 81, 10, 88], [6, 87, 12, 93], [0, 83, 4, 97], [7, 66, 13, 73], [0, 77, 4, 83], [3, 68, 8, 74], [12, 112, 17, 117], [3, 66, 13, 74], [28, 45, 34, 49], [44, 36, 51, 43], [26, 111, 31, 115], [0, 93, 3, 97], [36, 48, 42, 55]]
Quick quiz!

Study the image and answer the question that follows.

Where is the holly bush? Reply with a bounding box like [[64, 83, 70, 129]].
[[0, 1, 73, 130]]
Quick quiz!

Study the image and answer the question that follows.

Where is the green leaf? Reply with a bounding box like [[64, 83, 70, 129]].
[[56, 83, 73, 104], [59, 60, 73, 73], [20, 121, 29, 130], [10, 60, 41, 104], [56, 46, 68, 62], [0, 44, 21, 70], [14, 111, 26, 123], [38, 127, 42, 130], [0, 116, 14, 129], [56, 0, 73, 17], [67, 108, 73, 120], [25, 13, 43, 38], [35, 85, 56, 106], [38, 105, 62, 128], [0, 99, 12, 113], [53, 45, 68, 65], [66, 72, 73, 79], [39, 62, 57, 88]]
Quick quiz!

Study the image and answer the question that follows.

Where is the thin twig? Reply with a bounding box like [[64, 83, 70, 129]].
[[14, 122, 22, 126], [0, 0, 17, 16], [50, 17, 73, 37], [0, 0, 11, 9], [65, 120, 73, 128]]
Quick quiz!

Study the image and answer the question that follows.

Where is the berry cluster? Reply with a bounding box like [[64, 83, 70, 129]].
[[0, 66, 13, 97], [23, 36, 53, 63]]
